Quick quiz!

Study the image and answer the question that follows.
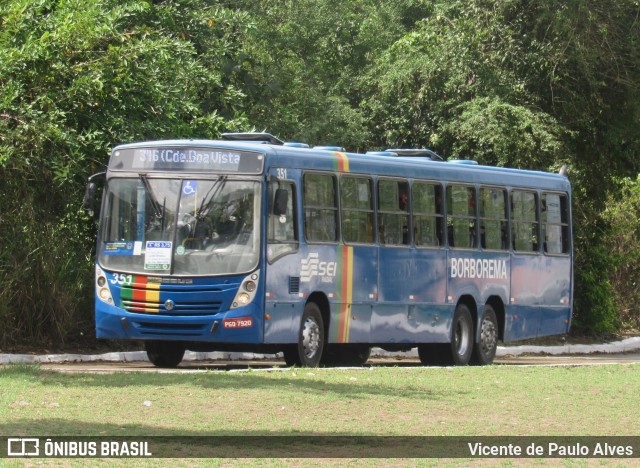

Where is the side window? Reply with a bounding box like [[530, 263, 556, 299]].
[[511, 190, 539, 252], [413, 182, 444, 247], [303, 173, 338, 242], [341, 176, 374, 244], [446, 185, 476, 248], [378, 178, 410, 246], [479, 187, 508, 250], [542, 192, 570, 254], [267, 181, 298, 261]]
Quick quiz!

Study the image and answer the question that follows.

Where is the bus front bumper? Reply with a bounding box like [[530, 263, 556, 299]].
[[95, 300, 263, 343]]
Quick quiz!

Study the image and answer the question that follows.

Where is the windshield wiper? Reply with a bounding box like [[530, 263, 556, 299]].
[[139, 174, 168, 236], [195, 175, 228, 219], [139, 174, 165, 220]]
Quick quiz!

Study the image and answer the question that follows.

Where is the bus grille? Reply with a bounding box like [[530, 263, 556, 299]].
[[135, 321, 207, 337], [121, 299, 223, 315], [120, 284, 228, 316]]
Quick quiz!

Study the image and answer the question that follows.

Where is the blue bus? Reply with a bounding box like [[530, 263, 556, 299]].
[[84, 132, 572, 367]]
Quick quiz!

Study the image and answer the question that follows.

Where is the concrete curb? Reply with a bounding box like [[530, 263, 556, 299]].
[[1, 337, 639, 364]]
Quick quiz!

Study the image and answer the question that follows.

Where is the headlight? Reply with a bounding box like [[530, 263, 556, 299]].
[[95, 265, 114, 304], [237, 292, 251, 305], [230, 271, 260, 310], [99, 287, 112, 301]]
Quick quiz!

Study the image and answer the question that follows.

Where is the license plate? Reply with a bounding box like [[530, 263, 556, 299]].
[[223, 318, 253, 329]]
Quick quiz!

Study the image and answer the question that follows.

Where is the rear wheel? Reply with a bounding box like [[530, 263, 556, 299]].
[[282, 302, 325, 367], [448, 303, 474, 365], [418, 305, 474, 366], [471, 305, 498, 365], [430, 304, 473, 366], [145, 341, 185, 368]]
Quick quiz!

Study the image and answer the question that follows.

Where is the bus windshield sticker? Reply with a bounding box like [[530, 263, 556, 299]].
[[103, 241, 134, 255], [182, 180, 197, 196], [110, 147, 264, 173], [144, 241, 172, 270], [133, 241, 143, 256]]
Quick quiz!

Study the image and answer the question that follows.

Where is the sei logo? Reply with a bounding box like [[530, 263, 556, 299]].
[[300, 253, 338, 283]]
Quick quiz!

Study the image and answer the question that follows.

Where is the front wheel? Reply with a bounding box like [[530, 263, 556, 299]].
[[471, 305, 498, 365], [145, 341, 185, 368], [282, 302, 325, 367]]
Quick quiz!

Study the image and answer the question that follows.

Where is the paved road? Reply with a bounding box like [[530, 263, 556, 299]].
[[27, 352, 640, 374], [3, 337, 639, 371]]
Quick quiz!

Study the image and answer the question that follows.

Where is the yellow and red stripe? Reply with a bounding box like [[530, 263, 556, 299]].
[[336, 245, 354, 343], [121, 276, 161, 313], [333, 151, 352, 342], [334, 152, 350, 173]]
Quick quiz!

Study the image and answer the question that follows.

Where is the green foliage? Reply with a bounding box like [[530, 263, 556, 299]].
[[0, 0, 252, 347], [597, 176, 640, 329], [1, 0, 640, 346], [361, 1, 570, 166], [236, 0, 429, 148], [440, 97, 567, 169], [572, 243, 618, 334]]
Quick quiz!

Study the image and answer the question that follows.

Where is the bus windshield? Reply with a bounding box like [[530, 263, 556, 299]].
[[98, 177, 261, 276]]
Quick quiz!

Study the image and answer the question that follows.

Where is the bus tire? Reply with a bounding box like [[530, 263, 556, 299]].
[[471, 304, 498, 365], [449, 303, 474, 365], [145, 340, 185, 368], [282, 302, 324, 367]]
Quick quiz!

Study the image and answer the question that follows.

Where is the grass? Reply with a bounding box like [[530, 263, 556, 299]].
[[0, 363, 638, 464], [1, 363, 638, 436]]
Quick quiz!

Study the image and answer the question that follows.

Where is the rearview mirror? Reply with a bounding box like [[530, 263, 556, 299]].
[[83, 182, 97, 217], [83, 172, 105, 218], [273, 188, 289, 216]]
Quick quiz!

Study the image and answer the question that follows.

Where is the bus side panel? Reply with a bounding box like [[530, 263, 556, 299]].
[[371, 304, 451, 343], [508, 254, 571, 340], [507, 254, 546, 341], [411, 248, 449, 343], [371, 248, 449, 343], [504, 305, 540, 342], [374, 247, 414, 343], [448, 251, 510, 325], [537, 255, 572, 337], [264, 243, 379, 345], [263, 252, 303, 344], [378, 248, 415, 302], [328, 245, 376, 343]]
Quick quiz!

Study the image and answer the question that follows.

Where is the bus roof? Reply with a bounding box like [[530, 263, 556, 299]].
[[113, 138, 570, 192]]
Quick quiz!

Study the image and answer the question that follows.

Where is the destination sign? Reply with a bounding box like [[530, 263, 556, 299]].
[[109, 147, 264, 174]]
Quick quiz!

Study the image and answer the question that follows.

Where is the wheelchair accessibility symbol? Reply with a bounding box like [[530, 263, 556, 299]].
[[182, 181, 197, 196]]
